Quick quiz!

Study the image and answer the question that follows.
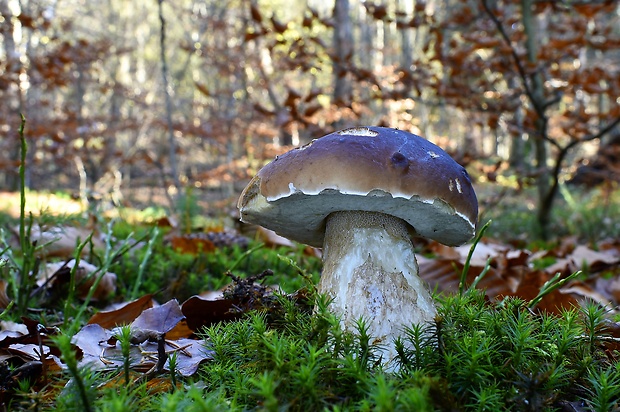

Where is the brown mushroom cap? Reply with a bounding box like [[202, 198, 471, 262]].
[[238, 126, 478, 248]]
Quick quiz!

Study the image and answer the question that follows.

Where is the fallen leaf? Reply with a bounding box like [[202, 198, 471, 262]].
[[181, 295, 244, 331], [163, 337, 213, 376], [129, 299, 185, 341], [24, 225, 104, 258], [166, 320, 195, 340], [88, 294, 154, 328], [73, 324, 116, 368], [39, 259, 117, 301], [169, 234, 216, 254], [7, 343, 62, 371], [0, 321, 28, 342], [419, 242, 580, 314], [561, 283, 614, 310], [0, 280, 10, 309]]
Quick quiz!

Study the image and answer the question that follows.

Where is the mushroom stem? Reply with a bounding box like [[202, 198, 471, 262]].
[[319, 210, 437, 366]]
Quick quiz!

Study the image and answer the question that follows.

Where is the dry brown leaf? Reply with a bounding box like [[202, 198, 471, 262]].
[[0, 280, 10, 310], [169, 234, 216, 254], [87, 294, 154, 328], [543, 245, 619, 276], [561, 283, 615, 310], [256, 226, 296, 248], [166, 320, 194, 340], [162, 337, 213, 376], [181, 295, 244, 331], [130, 299, 185, 339], [0, 322, 27, 339], [76, 308, 210, 377], [419, 242, 580, 314], [73, 324, 117, 369], [39, 259, 117, 301], [153, 215, 177, 228], [7, 343, 63, 371], [25, 225, 104, 258], [571, 244, 619, 268], [593, 276, 620, 304]]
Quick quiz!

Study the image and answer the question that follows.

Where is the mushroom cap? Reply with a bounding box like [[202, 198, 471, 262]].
[[238, 126, 478, 248]]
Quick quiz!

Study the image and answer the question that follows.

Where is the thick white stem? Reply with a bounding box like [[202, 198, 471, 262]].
[[319, 210, 437, 366]]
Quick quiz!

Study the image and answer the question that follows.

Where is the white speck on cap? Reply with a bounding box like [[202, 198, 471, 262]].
[[337, 127, 379, 137]]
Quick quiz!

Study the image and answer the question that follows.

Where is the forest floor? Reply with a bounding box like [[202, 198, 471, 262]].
[[0, 185, 619, 411]]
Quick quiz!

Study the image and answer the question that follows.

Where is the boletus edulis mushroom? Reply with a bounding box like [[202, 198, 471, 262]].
[[238, 126, 478, 367]]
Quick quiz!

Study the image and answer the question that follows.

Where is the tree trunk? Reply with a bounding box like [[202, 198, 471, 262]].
[[399, 0, 414, 70], [0, 1, 24, 190], [508, 76, 526, 171], [332, 0, 353, 108], [521, 0, 551, 236], [158, 0, 180, 200]]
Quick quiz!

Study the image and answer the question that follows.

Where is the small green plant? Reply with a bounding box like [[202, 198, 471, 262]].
[[115, 325, 133, 386], [6, 115, 40, 317], [54, 334, 95, 412], [584, 366, 620, 412]]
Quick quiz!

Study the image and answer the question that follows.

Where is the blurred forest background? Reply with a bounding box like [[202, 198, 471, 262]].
[[1, 0, 619, 239]]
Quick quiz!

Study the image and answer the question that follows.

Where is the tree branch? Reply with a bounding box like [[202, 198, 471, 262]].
[[480, 0, 539, 114], [564, 114, 620, 152]]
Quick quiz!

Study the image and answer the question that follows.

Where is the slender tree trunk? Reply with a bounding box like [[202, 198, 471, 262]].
[[332, 0, 353, 108], [158, 0, 181, 200], [399, 0, 414, 70], [521, 0, 551, 236], [509, 76, 526, 171], [1, 1, 24, 190]]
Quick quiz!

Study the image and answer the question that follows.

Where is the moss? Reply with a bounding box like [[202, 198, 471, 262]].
[[191, 289, 619, 411]]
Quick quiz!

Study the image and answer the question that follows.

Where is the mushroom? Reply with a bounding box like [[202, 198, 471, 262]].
[[237, 126, 478, 366]]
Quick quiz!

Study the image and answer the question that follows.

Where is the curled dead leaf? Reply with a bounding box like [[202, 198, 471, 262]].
[[39, 259, 117, 301]]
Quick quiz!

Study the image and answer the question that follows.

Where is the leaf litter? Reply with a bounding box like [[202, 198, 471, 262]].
[[1, 221, 620, 405]]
